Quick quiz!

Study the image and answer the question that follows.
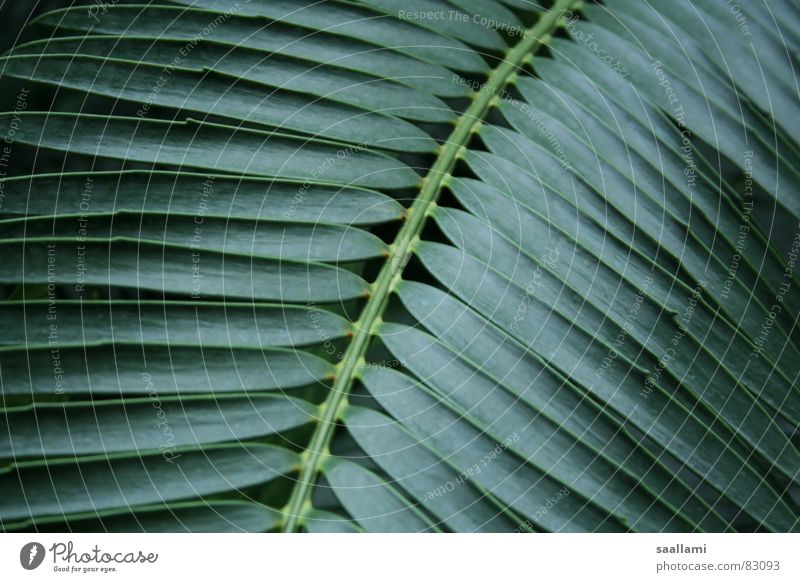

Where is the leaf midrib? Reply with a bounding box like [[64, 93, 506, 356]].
[[280, 0, 578, 532]]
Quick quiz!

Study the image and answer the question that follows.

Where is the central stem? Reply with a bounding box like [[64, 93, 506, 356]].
[[280, 0, 576, 532]]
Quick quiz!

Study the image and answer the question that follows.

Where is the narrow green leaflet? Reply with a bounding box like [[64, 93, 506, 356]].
[[0, 55, 436, 153], [168, 0, 491, 71], [0, 238, 369, 301], [10, 37, 455, 123], [0, 444, 298, 521], [0, 171, 404, 224], [0, 344, 334, 395], [4, 501, 282, 533], [0, 301, 351, 348], [31, 5, 471, 97], [1, 394, 317, 457], [323, 458, 440, 532], [0, 213, 388, 262], [0, 113, 420, 189]]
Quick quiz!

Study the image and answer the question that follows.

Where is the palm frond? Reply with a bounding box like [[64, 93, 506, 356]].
[[1, 0, 798, 533]]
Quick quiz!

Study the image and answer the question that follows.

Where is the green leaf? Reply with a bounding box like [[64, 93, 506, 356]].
[[0, 444, 298, 521], [0, 344, 334, 395], [0, 301, 351, 348], [4, 501, 282, 533], [323, 457, 440, 532], [30, 5, 471, 97], [1, 394, 318, 457], [0, 238, 369, 301], [0, 171, 404, 224], [0, 55, 436, 152], [167, 0, 491, 71], [342, 403, 520, 532], [11, 37, 455, 123], [355, 373, 623, 532], [0, 113, 420, 189], [0, 212, 389, 262]]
